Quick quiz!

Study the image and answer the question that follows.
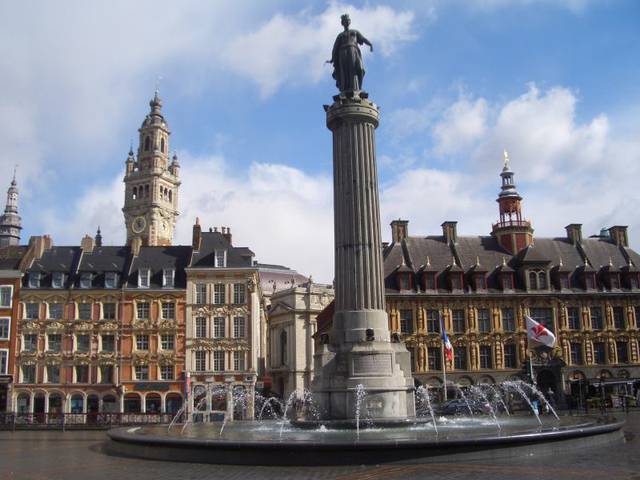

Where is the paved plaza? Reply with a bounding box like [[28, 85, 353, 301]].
[[0, 411, 639, 480]]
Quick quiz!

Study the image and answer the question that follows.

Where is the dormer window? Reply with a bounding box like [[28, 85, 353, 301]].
[[215, 250, 226, 268], [52, 272, 65, 289], [585, 274, 596, 290], [105, 272, 118, 289], [80, 272, 93, 289], [630, 274, 639, 289], [28, 272, 41, 288], [138, 268, 150, 288], [501, 273, 514, 290], [423, 273, 436, 290], [528, 270, 547, 290], [474, 274, 486, 290], [609, 273, 620, 290], [162, 268, 175, 288], [397, 273, 411, 291], [450, 274, 462, 290], [559, 274, 570, 289]]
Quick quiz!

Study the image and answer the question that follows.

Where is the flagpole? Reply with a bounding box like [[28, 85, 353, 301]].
[[441, 341, 448, 401], [439, 311, 448, 402]]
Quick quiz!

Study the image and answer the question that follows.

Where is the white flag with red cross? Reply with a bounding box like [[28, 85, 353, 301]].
[[525, 315, 556, 348]]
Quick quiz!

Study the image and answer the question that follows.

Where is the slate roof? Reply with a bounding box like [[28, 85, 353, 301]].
[[127, 245, 192, 289], [190, 231, 254, 268], [0, 245, 28, 270], [384, 234, 640, 294]]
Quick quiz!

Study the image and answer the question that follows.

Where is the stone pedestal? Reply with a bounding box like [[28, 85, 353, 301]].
[[312, 93, 415, 420]]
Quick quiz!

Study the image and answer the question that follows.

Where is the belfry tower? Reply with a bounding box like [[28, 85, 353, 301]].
[[122, 92, 180, 246], [0, 169, 22, 247], [491, 150, 533, 254]]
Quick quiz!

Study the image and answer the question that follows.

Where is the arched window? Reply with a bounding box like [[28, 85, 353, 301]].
[[160, 137, 165, 153], [529, 271, 538, 290], [538, 271, 547, 289], [280, 330, 287, 366], [132, 187, 137, 200], [144, 136, 151, 151]]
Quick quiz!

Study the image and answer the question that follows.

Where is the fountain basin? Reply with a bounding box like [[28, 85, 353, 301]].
[[107, 415, 624, 466]]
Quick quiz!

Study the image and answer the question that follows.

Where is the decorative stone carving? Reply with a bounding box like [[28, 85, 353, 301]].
[[132, 320, 153, 331], [99, 322, 118, 332], [74, 322, 93, 332], [45, 322, 65, 333], [159, 320, 177, 331], [158, 352, 176, 365], [191, 338, 249, 351]]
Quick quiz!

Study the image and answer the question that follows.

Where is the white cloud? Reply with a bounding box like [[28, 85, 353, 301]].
[[383, 83, 640, 252], [222, 3, 416, 97], [432, 96, 488, 155], [43, 153, 336, 282]]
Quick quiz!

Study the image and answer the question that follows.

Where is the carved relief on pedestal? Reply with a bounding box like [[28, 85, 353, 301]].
[[132, 320, 152, 331], [21, 321, 39, 333], [159, 319, 177, 332]]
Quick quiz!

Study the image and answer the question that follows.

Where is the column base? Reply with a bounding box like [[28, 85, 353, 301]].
[[312, 311, 415, 421]]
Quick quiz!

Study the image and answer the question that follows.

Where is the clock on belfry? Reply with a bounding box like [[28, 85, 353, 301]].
[[132, 216, 147, 234]]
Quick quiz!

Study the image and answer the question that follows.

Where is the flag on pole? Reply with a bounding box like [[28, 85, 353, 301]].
[[525, 315, 556, 348], [440, 318, 454, 361]]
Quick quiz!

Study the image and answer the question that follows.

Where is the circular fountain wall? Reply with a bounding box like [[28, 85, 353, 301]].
[[107, 414, 624, 466]]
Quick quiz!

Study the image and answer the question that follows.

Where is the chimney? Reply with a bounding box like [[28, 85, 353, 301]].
[[131, 236, 142, 256], [565, 224, 582, 245], [80, 235, 95, 253], [390, 219, 409, 243], [27, 235, 53, 261], [222, 226, 232, 245], [192, 217, 202, 251], [441, 221, 458, 245], [609, 225, 629, 247]]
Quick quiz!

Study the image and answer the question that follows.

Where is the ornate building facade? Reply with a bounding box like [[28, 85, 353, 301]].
[[267, 282, 334, 399], [122, 92, 180, 247], [184, 221, 262, 420], [381, 157, 640, 404], [12, 233, 188, 416]]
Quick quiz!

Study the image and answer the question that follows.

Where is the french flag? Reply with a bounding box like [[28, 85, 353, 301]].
[[440, 317, 454, 361]]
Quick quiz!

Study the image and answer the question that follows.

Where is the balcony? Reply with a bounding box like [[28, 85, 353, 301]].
[[492, 219, 532, 230]]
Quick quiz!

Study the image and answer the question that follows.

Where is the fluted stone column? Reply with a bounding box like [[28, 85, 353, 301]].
[[312, 94, 415, 421]]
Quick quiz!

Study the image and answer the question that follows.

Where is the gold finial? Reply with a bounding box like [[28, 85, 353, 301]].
[[503, 149, 510, 166]]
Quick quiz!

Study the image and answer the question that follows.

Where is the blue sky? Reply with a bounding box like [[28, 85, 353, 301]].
[[1, 0, 639, 282]]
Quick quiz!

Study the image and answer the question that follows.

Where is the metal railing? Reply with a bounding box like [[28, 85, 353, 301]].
[[0, 412, 182, 430]]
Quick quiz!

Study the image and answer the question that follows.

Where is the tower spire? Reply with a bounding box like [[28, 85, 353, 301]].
[[491, 151, 533, 254], [0, 169, 22, 246], [122, 92, 180, 247]]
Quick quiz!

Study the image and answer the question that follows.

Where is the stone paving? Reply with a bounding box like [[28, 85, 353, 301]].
[[1, 411, 639, 480]]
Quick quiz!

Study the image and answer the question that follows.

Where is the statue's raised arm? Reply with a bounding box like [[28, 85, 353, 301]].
[[330, 14, 373, 94]]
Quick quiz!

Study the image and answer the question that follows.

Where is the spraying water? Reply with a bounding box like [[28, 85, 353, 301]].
[[415, 385, 438, 435], [354, 384, 367, 440], [503, 381, 542, 425], [470, 385, 501, 430]]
